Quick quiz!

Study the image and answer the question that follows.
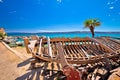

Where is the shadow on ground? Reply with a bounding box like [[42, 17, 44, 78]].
[[16, 60, 62, 80], [17, 58, 32, 67], [16, 67, 43, 80]]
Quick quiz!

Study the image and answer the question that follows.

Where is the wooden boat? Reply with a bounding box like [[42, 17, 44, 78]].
[[23, 37, 120, 64], [96, 37, 120, 54]]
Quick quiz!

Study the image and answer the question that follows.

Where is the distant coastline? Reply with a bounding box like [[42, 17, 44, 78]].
[[6, 31, 120, 39], [6, 31, 120, 34]]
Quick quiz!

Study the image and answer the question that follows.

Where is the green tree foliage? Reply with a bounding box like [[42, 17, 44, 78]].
[[0, 32, 6, 40], [84, 18, 101, 38]]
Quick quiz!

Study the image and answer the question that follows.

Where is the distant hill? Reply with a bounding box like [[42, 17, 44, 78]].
[[7, 31, 120, 34]]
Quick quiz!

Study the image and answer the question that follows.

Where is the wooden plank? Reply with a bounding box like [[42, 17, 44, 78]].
[[72, 45, 81, 58], [77, 45, 87, 57], [23, 37, 31, 54], [91, 38, 117, 55], [67, 45, 77, 58], [73, 45, 84, 58], [64, 45, 73, 58]]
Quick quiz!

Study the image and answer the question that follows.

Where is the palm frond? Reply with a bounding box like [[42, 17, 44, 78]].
[[84, 19, 92, 28], [83, 18, 101, 38], [95, 22, 101, 26]]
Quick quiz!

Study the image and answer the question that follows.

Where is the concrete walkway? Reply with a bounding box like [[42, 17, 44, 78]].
[[0, 42, 61, 80], [0, 42, 28, 80]]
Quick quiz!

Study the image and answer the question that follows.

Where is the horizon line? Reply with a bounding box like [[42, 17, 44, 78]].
[[6, 31, 120, 33]]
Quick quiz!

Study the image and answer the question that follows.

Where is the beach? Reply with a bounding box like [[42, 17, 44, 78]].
[[0, 42, 28, 80], [0, 36, 120, 80], [1, 0, 120, 79], [0, 41, 62, 80]]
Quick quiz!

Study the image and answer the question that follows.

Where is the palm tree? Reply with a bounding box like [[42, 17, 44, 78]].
[[84, 18, 101, 38]]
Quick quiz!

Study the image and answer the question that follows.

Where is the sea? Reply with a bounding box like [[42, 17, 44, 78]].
[[7, 32, 120, 39]]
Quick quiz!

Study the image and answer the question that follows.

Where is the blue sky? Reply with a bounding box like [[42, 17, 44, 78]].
[[0, 0, 120, 32]]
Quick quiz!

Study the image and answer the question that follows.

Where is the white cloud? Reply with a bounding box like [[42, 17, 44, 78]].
[[107, 2, 110, 5], [107, 0, 118, 5], [115, 0, 118, 2], [118, 12, 120, 15], [111, 2, 114, 4], [37, 30, 56, 32], [36, 24, 83, 32], [9, 11, 17, 14], [0, 0, 3, 3], [37, 29, 81, 32], [109, 6, 114, 9], [57, 0, 62, 3], [108, 14, 111, 16], [111, 0, 118, 4]]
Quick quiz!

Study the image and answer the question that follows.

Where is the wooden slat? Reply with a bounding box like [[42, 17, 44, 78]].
[[64, 45, 73, 58], [96, 38, 120, 53], [28, 37, 120, 65], [67, 45, 77, 58], [71, 44, 82, 58], [34, 53, 119, 64], [91, 38, 116, 55]]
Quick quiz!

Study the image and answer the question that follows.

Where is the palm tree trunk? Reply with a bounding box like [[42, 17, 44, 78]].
[[92, 32, 94, 38], [90, 26, 94, 38]]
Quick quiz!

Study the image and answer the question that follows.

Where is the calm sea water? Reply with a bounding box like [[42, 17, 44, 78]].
[[7, 32, 120, 38]]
